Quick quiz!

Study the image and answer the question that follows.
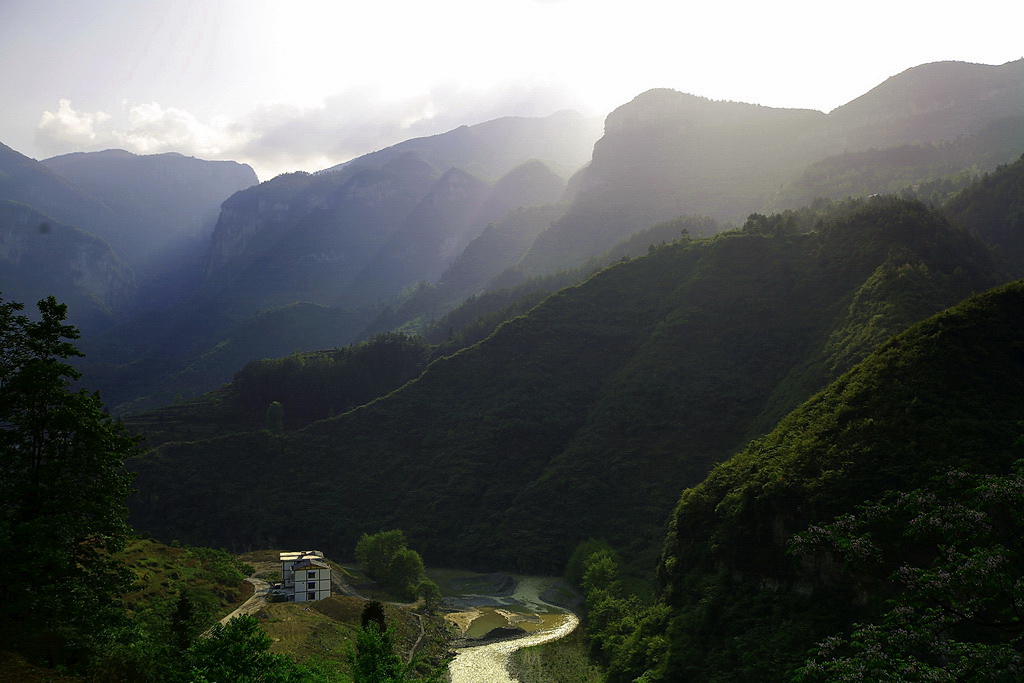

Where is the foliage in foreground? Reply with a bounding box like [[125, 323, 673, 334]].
[[791, 450, 1024, 681], [0, 295, 359, 680], [575, 547, 668, 683], [0, 294, 141, 664], [348, 602, 444, 683]]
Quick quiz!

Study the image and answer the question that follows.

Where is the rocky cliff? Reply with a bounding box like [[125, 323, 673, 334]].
[[0, 200, 135, 329]]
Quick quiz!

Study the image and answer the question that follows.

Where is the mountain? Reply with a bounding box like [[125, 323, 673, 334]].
[[0, 143, 256, 320], [350, 161, 569, 303], [515, 91, 827, 275], [630, 279, 1024, 681], [126, 196, 1000, 574], [203, 155, 441, 311], [0, 142, 117, 238], [0, 200, 134, 331], [769, 115, 1024, 210], [826, 59, 1024, 149], [85, 60, 1024, 416], [355, 202, 570, 339], [322, 109, 602, 180], [202, 112, 598, 314], [516, 60, 1024, 276], [944, 152, 1024, 276], [176, 158, 566, 365], [85, 137, 584, 413], [41, 149, 257, 305]]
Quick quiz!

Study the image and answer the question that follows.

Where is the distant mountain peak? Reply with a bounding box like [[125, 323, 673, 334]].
[[604, 88, 823, 134], [321, 109, 601, 181], [828, 59, 1024, 139], [379, 151, 436, 178]]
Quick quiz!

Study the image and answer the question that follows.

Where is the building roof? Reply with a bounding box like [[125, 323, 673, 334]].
[[279, 550, 324, 562], [291, 558, 329, 571]]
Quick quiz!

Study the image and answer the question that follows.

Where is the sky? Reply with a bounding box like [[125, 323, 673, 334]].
[[1, 0, 1021, 181]]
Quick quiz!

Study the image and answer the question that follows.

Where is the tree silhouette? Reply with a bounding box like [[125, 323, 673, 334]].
[[0, 295, 140, 647]]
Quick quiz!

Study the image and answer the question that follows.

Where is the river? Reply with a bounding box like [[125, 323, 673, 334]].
[[442, 574, 580, 683], [447, 612, 579, 683]]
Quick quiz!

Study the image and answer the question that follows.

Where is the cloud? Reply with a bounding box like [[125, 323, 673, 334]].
[[117, 101, 254, 156], [35, 99, 252, 157], [33, 81, 587, 181], [35, 99, 111, 152], [240, 80, 585, 175]]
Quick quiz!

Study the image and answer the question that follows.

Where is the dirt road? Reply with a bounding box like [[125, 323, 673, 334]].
[[218, 576, 271, 625]]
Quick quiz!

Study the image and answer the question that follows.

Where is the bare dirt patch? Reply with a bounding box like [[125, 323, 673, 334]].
[[445, 609, 483, 634]]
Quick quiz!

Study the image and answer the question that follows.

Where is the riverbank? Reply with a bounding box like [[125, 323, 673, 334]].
[[508, 627, 604, 683], [441, 574, 575, 637], [448, 612, 580, 683], [435, 571, 583, 683]]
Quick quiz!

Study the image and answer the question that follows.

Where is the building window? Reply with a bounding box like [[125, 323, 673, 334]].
[[308, 582, 316, 589], [308, 571, 316, 578], [308, 592, 316, 601]]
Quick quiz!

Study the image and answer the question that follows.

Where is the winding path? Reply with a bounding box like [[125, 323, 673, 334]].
[[217, 576, 271, 625]]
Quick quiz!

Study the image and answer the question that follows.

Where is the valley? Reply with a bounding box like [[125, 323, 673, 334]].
[[2, 54, 1024, 681]]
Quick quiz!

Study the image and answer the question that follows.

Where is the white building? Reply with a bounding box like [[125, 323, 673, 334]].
[[279, 550, 331, 602]]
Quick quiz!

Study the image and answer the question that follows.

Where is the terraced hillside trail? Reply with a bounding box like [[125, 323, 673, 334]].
[[447, 612, 579, 683]]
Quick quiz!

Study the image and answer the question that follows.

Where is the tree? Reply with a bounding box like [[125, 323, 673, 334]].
[[0, 296, 140, 643], [355, 530, 426, 599], [361, 600, 388, 633], [170, 588, 205, 651], [188, 614, 311, 682], [265, 400, 284, 433], [356, 530, 408, 580], [387, 548, 425, 600], [566, 538, 617, 587], [349, 619, 407, 683], [416, 579, 442, 612], [790, 448, 1024, 681]]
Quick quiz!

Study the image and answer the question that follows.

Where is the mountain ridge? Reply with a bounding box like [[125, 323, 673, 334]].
[[126, 196, 1001, 575]]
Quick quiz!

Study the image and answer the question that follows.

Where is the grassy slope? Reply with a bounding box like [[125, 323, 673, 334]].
[[118, 538, 253, 617], [509, 628, 604, 683]]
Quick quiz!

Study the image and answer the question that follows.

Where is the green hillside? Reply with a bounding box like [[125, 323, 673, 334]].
[[595, 279, 1024, 681], [769, 117, 1024, 211], [128, 196, 999, 575], [945, 152, 1024, 277]]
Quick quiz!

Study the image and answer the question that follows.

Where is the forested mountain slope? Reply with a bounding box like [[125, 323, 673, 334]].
[[80, 157, 571, 413], [769, 116, 1024, 211], [945, 152, 1024, 276], [614, 279, 1024, 682], [75, 61, 1024, 413], [128, 196, 999, 574]]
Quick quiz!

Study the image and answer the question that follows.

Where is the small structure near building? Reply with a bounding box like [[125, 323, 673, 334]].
[[278, 550, 331, 602]]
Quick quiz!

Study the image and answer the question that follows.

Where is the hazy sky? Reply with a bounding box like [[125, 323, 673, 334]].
[[2, 0, 1021, 180]]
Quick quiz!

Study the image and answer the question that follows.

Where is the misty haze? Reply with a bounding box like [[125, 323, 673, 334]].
[[2, 1, 1024, 681]]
